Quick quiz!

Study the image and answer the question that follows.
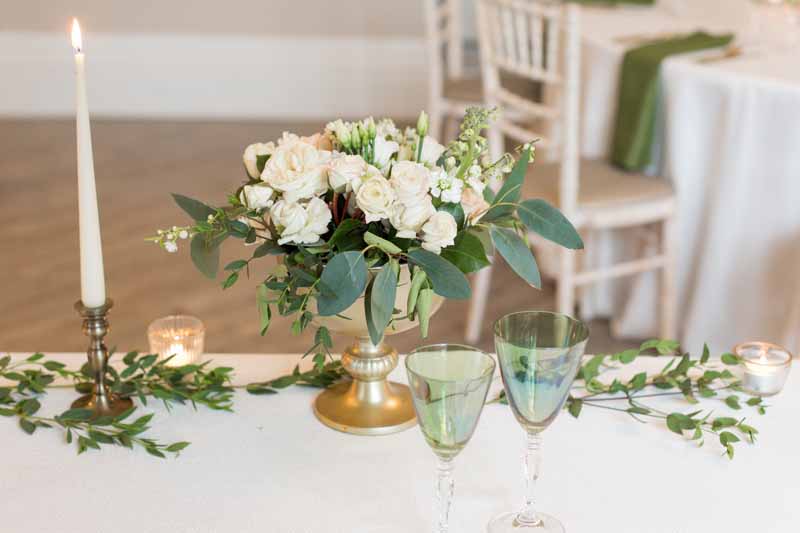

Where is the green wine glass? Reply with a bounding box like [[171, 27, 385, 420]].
[[489, 311, 589, 533], [406, 344, 496, 533]]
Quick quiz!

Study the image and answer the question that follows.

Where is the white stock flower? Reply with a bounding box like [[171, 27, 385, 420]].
[[390, 196, 435, 239], [460, 187, 490, 224], [466, 175, 487, 194], [389, 161, 431, 205], [429, 168, 464, 204], [262, 141, 331, 203], [373, 136, 400, 170], [270, 198, 331, 245], [355, 175, 396, 223], [421, 211, 458, 254], [243, 142, 275, 179], [376, 118, 400, 140], [329, 154, 368, 193], [419, 136, 446, 166], [239, 184, 275, 210]]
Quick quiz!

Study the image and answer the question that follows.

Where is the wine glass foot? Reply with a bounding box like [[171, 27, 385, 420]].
[[487, 511, 565, 533]]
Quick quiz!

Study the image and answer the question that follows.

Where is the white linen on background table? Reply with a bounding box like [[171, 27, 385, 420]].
[[1, 352, 798, 533], [570, 5, 800, 355]]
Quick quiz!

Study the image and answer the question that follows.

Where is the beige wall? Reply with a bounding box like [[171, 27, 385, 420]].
[[0, 0, 425, 36]]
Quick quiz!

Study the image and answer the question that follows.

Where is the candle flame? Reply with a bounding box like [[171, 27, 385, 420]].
[[71, 18, 83, 52], [759, 349, 769, 364]]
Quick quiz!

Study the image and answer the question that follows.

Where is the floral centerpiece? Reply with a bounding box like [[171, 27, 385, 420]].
[[150, 107, 583, 434]]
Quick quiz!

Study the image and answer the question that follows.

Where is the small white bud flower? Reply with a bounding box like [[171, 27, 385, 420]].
[[164, 241, 178, 253], [206, 214, 215, 223], [178, 230, 189, 239]]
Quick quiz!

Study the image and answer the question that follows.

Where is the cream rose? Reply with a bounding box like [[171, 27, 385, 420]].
[[243, 142, 275, 179], [419, 136, 446, 166], [270, 198, 331, 245], [373, 136, 400, 170], [355, 175, 396, 223], [329, 154, 368, 193], [270, 200, 307, 244], [389, 196, 435, 239], [460, 187, 490, 224], [239, 184, 275, 210], [262, 141, 331, 203], [421, 211, 458, 254], [389, 161, 431, 205]]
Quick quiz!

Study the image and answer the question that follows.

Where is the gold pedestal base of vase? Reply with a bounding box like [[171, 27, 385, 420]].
[[312, 338, 417, 436]]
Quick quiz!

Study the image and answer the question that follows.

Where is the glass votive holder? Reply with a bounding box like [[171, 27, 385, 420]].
[[734, 341, 792, 397], [147, 315, 205, 367]]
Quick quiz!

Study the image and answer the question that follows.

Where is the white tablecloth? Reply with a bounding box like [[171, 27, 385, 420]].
[[2, 352, 798, 533], [576, 4, 800, 355]]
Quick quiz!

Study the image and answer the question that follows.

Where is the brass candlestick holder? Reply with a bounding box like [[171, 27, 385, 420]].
[[72, 299, 133, 417]]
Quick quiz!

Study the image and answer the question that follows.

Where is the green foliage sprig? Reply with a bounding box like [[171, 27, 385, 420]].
[[494, 340, 766, 460], [1, 352, 235, 457]]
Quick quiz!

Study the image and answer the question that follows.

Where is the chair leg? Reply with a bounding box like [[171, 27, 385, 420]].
[[557, 249, 576, 317], [660, 216, 677, 340], [465, 262, 495, 344]]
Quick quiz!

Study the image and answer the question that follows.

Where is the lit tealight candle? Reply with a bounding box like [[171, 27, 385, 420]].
[[735, 341, 792, 397], [147, 315, 205, 367]]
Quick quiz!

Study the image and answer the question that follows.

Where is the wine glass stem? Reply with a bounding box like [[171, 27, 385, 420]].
[[435, 456, 455, 533], [517, 431, 542, 526]]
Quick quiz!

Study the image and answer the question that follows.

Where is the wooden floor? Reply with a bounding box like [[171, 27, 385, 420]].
[[0, 119, 639, 357]]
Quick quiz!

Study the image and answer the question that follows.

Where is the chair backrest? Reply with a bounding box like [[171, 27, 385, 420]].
[[476, 0, 581, 215], [424, 0, 465, 84]]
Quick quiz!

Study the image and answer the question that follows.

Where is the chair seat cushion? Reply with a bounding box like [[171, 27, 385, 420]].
[[522, 159, 675, 210]]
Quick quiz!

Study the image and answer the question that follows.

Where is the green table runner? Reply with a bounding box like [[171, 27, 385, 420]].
[[611, 32, 734, 172]]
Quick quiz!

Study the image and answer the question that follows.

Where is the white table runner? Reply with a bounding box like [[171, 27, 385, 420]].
[[1, 352, 798, 533]]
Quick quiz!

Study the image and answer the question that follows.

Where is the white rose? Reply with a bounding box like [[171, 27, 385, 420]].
[[373, 136, 400, 170], [297, 197, 332, 244], [329, 154, 368, 193], [390, 196, 435, 238], [460, 187, 490, 224], [355, 175, 396, 223], [390, 161, 431, 205], [270, 198, 331, 245], [239, 184, 275, 210], [421, 211, 458, 254], [243, 142, 275, 179], [419, 136, 446, 166], [262, 141, 331, 203]]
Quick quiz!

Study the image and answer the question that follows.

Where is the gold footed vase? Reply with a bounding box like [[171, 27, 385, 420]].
[[313, 265, 443, 436]]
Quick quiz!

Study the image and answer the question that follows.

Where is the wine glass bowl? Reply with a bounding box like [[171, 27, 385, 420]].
[[406, 344, 496, 532], [489, 311, 589, 533], [495, 311, 589, 434]]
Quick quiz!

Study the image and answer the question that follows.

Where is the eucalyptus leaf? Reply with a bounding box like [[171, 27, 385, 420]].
[[407, 249, 471, 299], [417, 288, 434, 338], [440, 231, 491, 274], [483, 146, 531, 221], [517, 199, 584, 250], [316, 251, 368, 316], [364, 232, 402, 255], [172, 193, 216, 222], [190, 233, 226, 279], [367, 262, 398, 346], [490, 227, 541, 287]]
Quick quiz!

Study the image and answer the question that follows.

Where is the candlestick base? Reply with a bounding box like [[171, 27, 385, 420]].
[[71, 393, 133, 417], [73, 299, 133, 419]]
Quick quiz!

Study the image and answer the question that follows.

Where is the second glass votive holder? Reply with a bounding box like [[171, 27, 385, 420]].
[[147, 315, 205, 367]]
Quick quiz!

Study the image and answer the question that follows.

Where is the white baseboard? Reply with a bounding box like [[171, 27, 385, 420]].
[[0, 32, 428, 119]]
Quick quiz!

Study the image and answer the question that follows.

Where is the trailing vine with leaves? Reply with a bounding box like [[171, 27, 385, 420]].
[[0, 352, 234, 457], [492, 340, 766, 459]]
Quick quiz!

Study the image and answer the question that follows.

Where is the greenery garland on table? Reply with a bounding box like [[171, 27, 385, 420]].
[[3, 341, 767, 460], [0, 352, 234, 457], [247, 339, 767, 459]]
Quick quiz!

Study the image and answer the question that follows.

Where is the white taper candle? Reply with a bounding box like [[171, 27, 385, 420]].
[[72, 19, 107, 308]]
